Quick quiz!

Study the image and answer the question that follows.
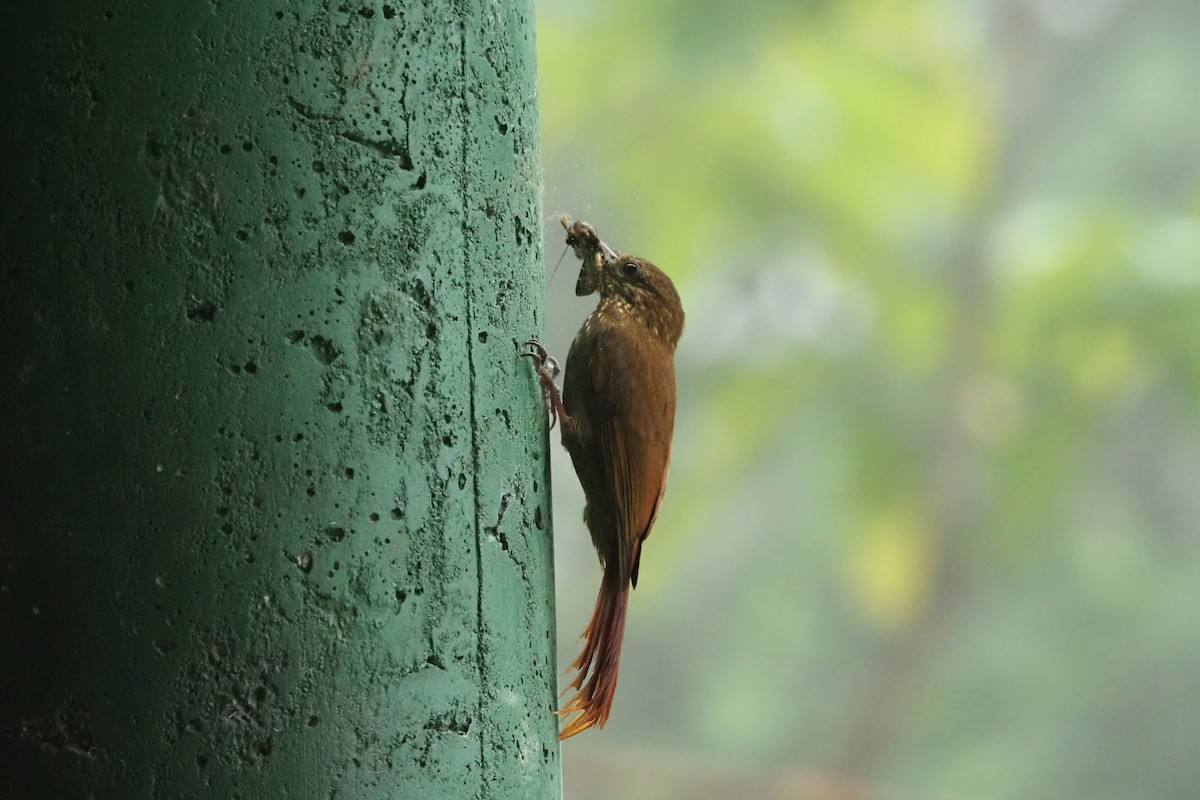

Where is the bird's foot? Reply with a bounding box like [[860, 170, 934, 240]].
[[520, 339, 570, 431]]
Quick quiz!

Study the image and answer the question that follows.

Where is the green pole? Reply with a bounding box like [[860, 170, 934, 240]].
[[0, 2, 559, 798]]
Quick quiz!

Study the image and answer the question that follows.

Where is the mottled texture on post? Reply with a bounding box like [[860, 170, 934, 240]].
[[0, 2, 558, 798]]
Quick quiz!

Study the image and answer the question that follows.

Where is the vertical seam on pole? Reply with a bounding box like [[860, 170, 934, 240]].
[[458, 6, 489, 797]]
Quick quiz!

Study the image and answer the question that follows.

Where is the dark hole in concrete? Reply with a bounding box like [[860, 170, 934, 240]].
[[308, 335, 340, 364], [186, 299, 217, 322]]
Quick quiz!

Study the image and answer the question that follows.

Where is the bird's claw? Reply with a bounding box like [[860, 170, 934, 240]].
[[521, 339, 564, 429], [520, 339, 560, 378]]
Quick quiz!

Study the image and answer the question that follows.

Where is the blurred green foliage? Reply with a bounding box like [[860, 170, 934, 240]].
[[536, 0, 1200, 798]]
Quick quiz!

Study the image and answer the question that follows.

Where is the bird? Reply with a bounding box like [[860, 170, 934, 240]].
[[523, 217, 685, 738]]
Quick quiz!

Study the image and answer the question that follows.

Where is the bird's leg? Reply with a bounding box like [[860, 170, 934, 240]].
[[521, 339, 572, 433]]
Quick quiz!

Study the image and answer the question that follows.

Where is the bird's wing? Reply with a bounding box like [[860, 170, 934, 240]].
[[587, 325, 676, 588]]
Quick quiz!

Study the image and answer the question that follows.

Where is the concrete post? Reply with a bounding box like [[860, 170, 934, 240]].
[[0, 2, 559, 797]]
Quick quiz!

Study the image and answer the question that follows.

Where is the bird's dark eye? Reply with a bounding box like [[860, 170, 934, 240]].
[[620, 261, 640, 278]]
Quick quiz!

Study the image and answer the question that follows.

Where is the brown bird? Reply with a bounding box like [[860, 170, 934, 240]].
[[524, 217, 685, 738]]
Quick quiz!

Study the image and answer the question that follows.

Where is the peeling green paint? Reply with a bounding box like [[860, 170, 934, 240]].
[[0, 2, 558, 797]]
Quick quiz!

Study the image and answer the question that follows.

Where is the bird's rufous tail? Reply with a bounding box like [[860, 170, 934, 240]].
[[558, 571, 629, 739]]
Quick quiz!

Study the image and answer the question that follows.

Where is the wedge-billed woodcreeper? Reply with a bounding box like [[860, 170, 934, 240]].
[[524, 217, 685, 738]]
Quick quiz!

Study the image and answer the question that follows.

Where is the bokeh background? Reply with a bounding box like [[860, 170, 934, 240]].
[[533, 0, 1200, 798]]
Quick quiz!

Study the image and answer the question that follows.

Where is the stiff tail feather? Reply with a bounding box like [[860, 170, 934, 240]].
[[557, 571, 629, 739]]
